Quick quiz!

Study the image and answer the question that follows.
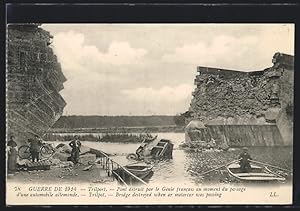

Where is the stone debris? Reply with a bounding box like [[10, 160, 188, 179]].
[[49, 158, 61, 165], [89, 148, 110, 157], [79, 145, 91, 155], [78, 153, 97, 165], [50, 144, 98, 168], [52, 151, 70, 161], [55, 143, 91, 155], [17, 159, 31, 166], [15, 143, 103, 181], [57, 161, 74, 168], [179, 140, 229, 151], [56, 144, 72, 154], [59, 166, 75, 177], [92, 178, 114, 183]]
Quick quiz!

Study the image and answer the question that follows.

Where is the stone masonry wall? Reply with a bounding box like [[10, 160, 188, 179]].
[[187, 53, 294, 146], [7, 24, 67, 144]]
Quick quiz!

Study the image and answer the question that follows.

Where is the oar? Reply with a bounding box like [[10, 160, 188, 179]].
[[198, 159, 241, 176], [250, 160, 292, 173]]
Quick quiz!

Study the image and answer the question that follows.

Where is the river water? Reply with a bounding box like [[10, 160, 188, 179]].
[[51, 132, 293, 185]]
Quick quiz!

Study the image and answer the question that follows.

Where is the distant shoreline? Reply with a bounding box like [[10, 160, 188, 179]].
[[48, 125, 185, 134]]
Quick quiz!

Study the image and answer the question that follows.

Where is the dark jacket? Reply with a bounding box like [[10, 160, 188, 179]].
[[28, 138, 42, 152], [69, 140, 81, 152], [239, 152, 252, 164], [8, 140, 17, 147]]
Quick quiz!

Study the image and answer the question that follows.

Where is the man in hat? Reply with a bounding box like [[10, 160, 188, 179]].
[[7, 135, 18, 174], [238, 147, 252, 173], [28, 135, 43, 162], [69, 136, 81, 164]]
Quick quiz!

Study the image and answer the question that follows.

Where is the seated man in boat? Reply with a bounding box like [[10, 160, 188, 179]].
[[238, 147, 252, 173]]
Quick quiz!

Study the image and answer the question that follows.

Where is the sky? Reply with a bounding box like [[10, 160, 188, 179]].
[[42, 24, 294, 116]]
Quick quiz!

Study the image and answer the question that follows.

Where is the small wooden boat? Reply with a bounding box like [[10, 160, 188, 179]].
[[125, 163, 154, 180], [226, 162, 286, 182]]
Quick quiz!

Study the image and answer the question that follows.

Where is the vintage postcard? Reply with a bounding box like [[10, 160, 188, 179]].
[[6, 23, 294, 205]]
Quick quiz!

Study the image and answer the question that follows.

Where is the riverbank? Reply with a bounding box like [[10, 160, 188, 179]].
[[44, 133, 154, 143], [48, 126, 184, 134]]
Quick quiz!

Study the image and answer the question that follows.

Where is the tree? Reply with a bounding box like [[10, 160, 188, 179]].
[[173, 114, 186, 126]]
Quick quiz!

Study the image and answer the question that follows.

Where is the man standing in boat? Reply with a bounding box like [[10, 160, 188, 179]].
[[69, 136, 81, 164], [238, 147, 252, 173]]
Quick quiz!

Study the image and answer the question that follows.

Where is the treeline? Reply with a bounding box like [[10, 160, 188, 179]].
[[52, 115, 178, 129], [44, 133, 148, 143]]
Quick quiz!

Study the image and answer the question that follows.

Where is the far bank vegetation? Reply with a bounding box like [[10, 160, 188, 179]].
[[44, 133, 154, 143]]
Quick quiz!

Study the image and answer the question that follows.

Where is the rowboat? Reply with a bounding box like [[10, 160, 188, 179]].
[[124, 163, 154, 180], [226, 162, 286, 182]]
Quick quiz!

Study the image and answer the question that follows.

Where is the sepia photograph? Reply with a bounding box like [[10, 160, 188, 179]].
[[6, 23, 294, 205]]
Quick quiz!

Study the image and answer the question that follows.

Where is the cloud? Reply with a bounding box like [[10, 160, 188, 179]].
[[121, 84, 194, 114], [162, 26, 294, 71], [50, 31, 149, 115], [122, 84, 194, 103], [44, 24, 294, 115], [162, 35, 258, 70], [52, 31, 147, 78]]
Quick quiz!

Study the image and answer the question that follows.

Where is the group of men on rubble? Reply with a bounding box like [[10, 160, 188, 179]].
[[7, 134, 82, 175]]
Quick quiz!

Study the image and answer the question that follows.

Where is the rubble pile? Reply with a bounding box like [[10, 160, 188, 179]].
[[17, 143, 99, 172], [51, 143, 96, 165], [187, 53, 294, 146], [179, 139, 229, 151]]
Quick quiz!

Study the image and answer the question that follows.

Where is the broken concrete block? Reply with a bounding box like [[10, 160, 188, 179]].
[[56, 143, 90, 155], [59, 161, 74, 168], [264, 107, 280, 121], [80, 145, 91, 154], [49, 158, 61, 166], [55, 143, 65, 149], [79, 153, 96, 165], [60, 145, 72, 153], [17, 159, 31, 166], [53, 152, 70, 161], [55, 143, 72, 153], [89, 148, 109, 157]]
